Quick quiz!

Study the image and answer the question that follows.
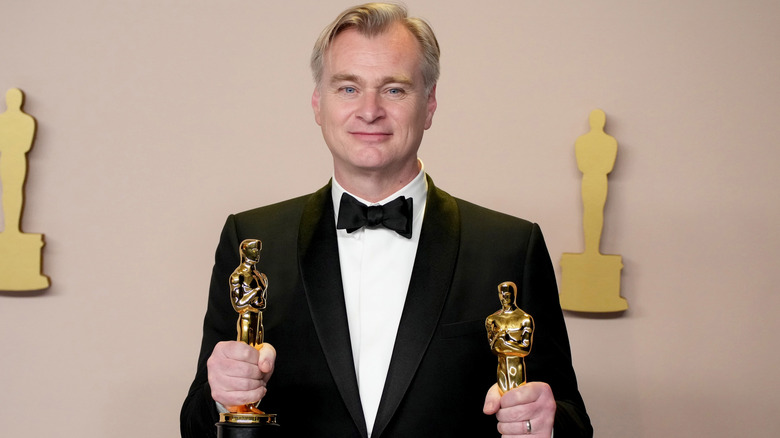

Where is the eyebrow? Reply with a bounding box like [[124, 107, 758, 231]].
[[329, 73, 415, 88]]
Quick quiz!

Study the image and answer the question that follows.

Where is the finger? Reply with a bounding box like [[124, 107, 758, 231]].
[[221, 358, 264, 380], [497, 418, 535, 437], [495, 400, 534, 425], [217, 374, 264, 392], [499, 381, 546, 408], [210, 375, 264, 406], [483, 383, 502, 415], [220, 341, 260, 364], [208, 350, 263, 380], [498, 417, 554, 438], [257, 343, 276, 375], [219, 385, 267, 407], [495, 382, 556, 436]]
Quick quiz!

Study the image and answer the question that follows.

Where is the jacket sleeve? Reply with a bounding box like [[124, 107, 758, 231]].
[[521, 223, 593, 437], [180, 215, 242, 438]]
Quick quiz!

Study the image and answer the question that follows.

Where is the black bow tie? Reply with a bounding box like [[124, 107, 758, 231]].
[[336, 192, 413, 238]]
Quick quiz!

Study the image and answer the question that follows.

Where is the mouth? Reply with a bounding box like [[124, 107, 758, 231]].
[[350, 131, 392, 142]]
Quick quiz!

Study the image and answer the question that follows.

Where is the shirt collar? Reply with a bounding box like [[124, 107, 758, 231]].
[[332, 159, 428, 226]]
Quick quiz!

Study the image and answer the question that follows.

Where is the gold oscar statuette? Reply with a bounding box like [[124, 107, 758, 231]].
[[485, 282, 534, 394], [216, 239, 279, 437]]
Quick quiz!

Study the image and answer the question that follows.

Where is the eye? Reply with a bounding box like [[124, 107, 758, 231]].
[[341, 86, 357, 94]]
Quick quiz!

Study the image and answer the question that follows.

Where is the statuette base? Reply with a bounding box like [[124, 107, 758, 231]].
[[560, 252, 627, 312], [217, 413, 279, 438], [0, 232, 49, 291]]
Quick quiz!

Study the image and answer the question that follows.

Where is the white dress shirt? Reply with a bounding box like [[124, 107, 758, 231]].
[[331, 164, 428, 436]]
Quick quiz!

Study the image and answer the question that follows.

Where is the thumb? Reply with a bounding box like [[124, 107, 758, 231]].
[[257, 343, 277, 375], [483, 383, 502, 415]]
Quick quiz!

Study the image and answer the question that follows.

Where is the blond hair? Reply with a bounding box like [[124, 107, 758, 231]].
[[310, 3, 440, 93]]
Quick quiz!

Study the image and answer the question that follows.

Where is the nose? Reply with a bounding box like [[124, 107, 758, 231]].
[[356, 91, 385, 123]]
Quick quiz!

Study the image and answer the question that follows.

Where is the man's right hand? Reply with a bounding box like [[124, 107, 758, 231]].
[[207, 341, 276, 407]]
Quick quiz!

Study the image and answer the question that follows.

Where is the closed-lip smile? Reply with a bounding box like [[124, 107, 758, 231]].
[[350, 131, 392, 141]]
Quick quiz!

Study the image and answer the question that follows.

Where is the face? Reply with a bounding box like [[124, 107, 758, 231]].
[[500, 287, 514, 308], [243, 241, 260, 263], [312, 23, 437, 183]]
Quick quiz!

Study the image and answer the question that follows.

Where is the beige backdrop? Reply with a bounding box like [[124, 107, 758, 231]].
[[1, 1, 779, 436]]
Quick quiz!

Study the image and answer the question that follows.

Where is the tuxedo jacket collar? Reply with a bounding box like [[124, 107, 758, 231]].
[[297, 175, 461, 438]]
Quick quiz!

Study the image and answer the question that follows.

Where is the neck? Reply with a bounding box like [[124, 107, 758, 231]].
[[334, 160, 420, 203]]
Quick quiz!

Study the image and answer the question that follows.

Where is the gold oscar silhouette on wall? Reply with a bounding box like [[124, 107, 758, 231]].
[[560, 109, 626, 312], [0, 88, 49, 291]]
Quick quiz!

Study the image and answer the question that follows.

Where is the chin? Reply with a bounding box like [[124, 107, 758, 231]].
[[348, 151, 392, 169]]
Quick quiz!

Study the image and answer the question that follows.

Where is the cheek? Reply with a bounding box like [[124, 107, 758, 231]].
[[320, 104, 352, 126], [407, 102, 433, 130]]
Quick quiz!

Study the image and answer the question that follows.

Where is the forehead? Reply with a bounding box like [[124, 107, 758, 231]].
[[323, 23, 423, 78]]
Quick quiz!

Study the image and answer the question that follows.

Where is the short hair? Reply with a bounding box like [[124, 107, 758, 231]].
[[310, 2, 440, 94]]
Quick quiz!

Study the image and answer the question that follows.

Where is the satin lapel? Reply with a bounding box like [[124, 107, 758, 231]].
[[372, 176, 461, 437], [298, 183, 368, 437]]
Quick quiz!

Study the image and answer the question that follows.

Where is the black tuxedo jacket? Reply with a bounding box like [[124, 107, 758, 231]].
[[181, 177, 592, 437]]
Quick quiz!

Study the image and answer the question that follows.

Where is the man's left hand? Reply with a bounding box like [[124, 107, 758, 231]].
[[483, 382, 556, 437]]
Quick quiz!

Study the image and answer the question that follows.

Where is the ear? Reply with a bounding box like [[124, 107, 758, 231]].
[[424, 84, 437, 130], [312, 87, 322, 126]]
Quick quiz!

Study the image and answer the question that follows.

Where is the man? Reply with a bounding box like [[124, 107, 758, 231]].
[[181, 4, 592, 437]]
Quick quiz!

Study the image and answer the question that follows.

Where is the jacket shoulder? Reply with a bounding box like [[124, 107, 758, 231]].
[[229, 191, 318, 236], [235, 193, 310, 220], [453, 197, 535, 232]]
